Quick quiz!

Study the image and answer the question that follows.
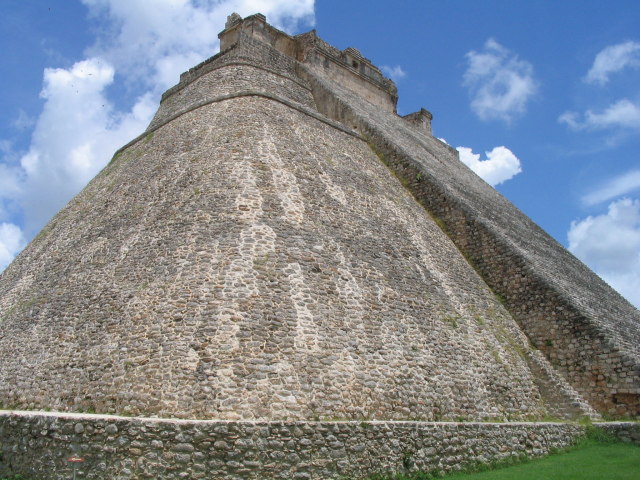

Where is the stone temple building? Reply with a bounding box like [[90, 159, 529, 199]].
[[1, 13, 638, 479]]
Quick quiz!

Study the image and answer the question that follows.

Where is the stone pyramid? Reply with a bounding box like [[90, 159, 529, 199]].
[[0, 13, 638, 425]]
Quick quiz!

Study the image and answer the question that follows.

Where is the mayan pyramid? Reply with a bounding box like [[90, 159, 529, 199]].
[[0, 13, 638, 428]]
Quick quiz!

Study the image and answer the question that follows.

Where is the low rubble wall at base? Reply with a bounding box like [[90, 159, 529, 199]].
[[0, 411, 593, 479], [594, 421, 640, 445]]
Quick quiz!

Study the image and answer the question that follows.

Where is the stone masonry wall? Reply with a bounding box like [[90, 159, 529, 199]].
[[0, 22, 587, 423], [295, 31, 397, 113], [0, 14, 636, 480], [149, 32, 316, 130], [0, 94, 555, 422], [594, 421, 640, 445], [111, 15, 639, 418], [0, 411, 586, 480], [150, 63, 315, 130], [299, 66, 640, 417]]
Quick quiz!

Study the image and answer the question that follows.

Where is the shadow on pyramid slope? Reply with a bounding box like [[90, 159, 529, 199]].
[[0, 13, 636, 422]]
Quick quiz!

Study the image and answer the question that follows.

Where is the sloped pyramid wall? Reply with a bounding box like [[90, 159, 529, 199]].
[[0, 15, 603, 423], [4, 12, 640, 480], [301, 58, 640, 417]]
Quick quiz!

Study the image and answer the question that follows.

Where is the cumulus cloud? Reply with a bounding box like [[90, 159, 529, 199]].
[[0, 223, 26, 271], [457, 146, 522, 186], [0, 163, 23, 222], [17, 58, 156, 234], [463, 39, 537, 123], [561, 41, 640, 138], [568, 198, 640, 307], [582, 170, 640, 206], [585, 41, 640, 86], [559, 98, 640, 132], [0, 163, 22, 200], [82, 0, 315, 92], [0, 1, 316, 271], [381, 65, 406, 81]]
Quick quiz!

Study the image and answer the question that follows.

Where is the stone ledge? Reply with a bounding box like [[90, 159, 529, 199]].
[[594, 421, 640, 445], [1, 410, 592, 480], [162, 57, 312, 104], [112, 89, 362, 162], [0, 409, 589, 426]]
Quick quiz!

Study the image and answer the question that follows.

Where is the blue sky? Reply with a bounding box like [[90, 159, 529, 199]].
[[1, 0, 639, 307]]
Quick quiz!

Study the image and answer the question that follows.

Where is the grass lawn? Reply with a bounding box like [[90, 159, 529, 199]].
[[443, 440, 639, 480], [371, 439, 640, 480]]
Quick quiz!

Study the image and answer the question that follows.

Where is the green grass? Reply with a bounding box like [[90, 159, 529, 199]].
[[366, 438, 639, 480], [445, 440, 639, 480]]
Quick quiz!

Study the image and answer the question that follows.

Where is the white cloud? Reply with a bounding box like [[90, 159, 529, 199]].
[[0, 163, 22, 200], [557, 111, 581, 130], [0, 223, 26, 271], [17, 58, 156, 234], [562, 41, 640, 138], [463, 39, 537, 123], [82, 0, 315, 92], [0, 1, 316, 272], [585, 41, 640, 86], [582, 170, 640, 206], [559, 98, 640, 132], [381, 65, 406, 81], [568, 198, 640, 307], [457, 145, 522, 186], [0, 150, 24, 222]]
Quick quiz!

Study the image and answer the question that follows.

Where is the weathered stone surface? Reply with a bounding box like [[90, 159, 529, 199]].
[[0, 15, 596, 423], [0, 10, 638, 480], [0, 90, 557, 421], [593, 421, 640, 445], [304, 68, 640, 415], [0, 411, 590, 480]]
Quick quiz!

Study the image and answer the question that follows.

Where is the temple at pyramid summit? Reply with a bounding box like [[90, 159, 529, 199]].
[[1, 13, 639, 480]]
